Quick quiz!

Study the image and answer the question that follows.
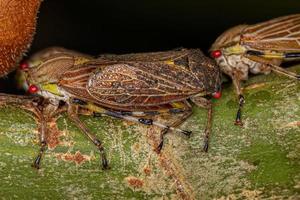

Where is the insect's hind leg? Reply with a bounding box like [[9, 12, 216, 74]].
[[156, 110, 192, 153], [110, 101, 193, 153], [155, 107, 193, 153], [246, 54, 300, 80], [67, 104, 109, 170], [75, 100, 193, 153], [269, 64, 300, 80]]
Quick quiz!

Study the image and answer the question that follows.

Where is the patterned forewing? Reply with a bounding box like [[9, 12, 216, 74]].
[[59, 63, 100, 102], [87, 63, 202, 107], [241, 14, 300, 51]]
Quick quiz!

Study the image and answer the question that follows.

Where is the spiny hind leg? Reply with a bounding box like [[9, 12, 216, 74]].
[[246, 54, 299, 80], [67, 103, 109, 170], [269, 64, 300, 80], [72, 99, 192, 153], [77, 98, 192, 135], [112, 101, 193, 153], [155, 101, 193, 153], [102, 101, 193, 153], [190, 97, 212, 152]]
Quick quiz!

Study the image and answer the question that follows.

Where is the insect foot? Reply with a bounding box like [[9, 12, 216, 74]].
[[203, 136, 209, 153], [181, 130, 192, 137], [94, 139, 110, 170], [32, 141, 47, 170], [234, 95, 245, 126]]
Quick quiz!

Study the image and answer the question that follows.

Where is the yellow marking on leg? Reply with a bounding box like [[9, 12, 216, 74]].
[[165, 60, 175, 65], [171, 102, 185, 109], [262, 53, 284, 59], [82, 103, 106, 113]]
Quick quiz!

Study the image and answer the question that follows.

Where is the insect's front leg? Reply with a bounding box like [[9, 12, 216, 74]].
[[0, 93, 42, 107], [232, 78, 245, 126], [0, 93, 53, 169], [32, 99, 61, 169], [67, 103, 109, 170], [190, 96, 213, 152], [31, 106, 47, 169]]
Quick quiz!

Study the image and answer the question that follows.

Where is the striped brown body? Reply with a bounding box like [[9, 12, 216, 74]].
[[211, 14, 300, 82], [210, 14, 300, 125]]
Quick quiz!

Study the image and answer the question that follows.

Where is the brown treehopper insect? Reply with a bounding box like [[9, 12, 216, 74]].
[[210, 14, 300, 125], [20, 47, 222, 169]]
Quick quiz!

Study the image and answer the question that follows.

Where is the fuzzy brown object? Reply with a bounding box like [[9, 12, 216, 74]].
[[0, 0, 41, 76]]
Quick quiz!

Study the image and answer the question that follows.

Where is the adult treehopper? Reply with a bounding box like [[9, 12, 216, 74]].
[[210, 14, 300, 125], [21, 47, 222, 169]]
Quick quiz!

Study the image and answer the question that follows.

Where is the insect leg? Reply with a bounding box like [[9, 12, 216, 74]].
[[268, 64, 300, 80], [32, 110, 47, 169], [72, 99, 192, 153], [245, 54, 300, 80], [190, 97, 213, 152], [0, 93, 42, 106], [232, 78, 245, 126], [32, 100, 61, 169], [0, 94, 51, 169], [67, 104, 109, 170], [71, 99, 191, 135], [105, 111, 191, 135], [156, 102, 193, 153]]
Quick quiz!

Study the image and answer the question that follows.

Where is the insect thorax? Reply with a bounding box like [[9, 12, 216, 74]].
[[38, 85, 70, 103], [217, 54, 268, 80]]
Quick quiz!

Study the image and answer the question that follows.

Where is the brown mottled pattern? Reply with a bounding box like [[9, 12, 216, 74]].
[[60, 64, 98, 89], [242, 14, 300, 51], [88, 63, 200, 107], [0, 0, 41, 76], [60, 49, 221, 110]]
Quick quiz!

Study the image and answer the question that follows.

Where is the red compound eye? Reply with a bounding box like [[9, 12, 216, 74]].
[[212, 91, 222, 99], [28, 85, 38, 94], [211, 50, 222, 58], [20, 61, 29, 70]]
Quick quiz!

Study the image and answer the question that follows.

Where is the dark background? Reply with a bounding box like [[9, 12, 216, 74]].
[[30, 0, 300, 55], [3, 0, 300, 93]]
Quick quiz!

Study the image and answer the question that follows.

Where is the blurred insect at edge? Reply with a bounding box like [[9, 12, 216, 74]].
[[210, 14, 300, 125]]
